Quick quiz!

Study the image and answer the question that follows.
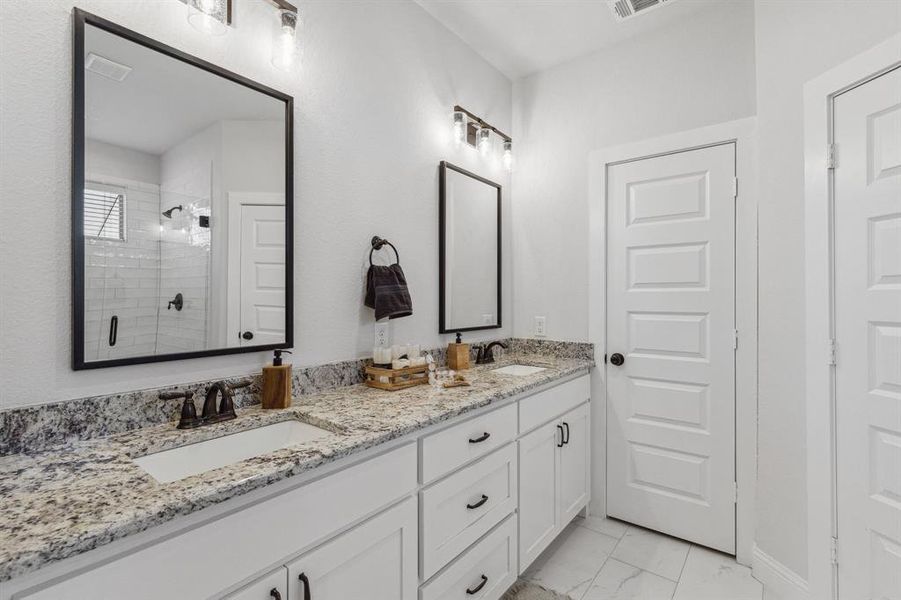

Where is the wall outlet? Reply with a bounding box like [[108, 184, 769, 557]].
[[374, 321, 389, 347], [534, 316, 547, 338]]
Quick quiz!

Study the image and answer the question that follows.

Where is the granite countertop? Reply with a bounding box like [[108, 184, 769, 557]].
[[0, 353, 591, 582]]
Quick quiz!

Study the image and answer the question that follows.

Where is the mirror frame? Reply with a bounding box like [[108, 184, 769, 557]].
[[72, 9, 294, 370], [438, 161, 502, 334]]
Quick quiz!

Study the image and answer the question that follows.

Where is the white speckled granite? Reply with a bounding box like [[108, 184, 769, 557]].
[[0, 353, 591, 583]]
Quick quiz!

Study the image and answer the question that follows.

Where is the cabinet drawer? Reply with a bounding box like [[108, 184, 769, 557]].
[[421, 443, 517, 580], [420, 515, 517, 600], [421, 403, 517, 484], [224, 567, 288, 600], [519, 375, 589, 433]]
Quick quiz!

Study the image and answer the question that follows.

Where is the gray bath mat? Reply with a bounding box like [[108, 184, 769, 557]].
[[502, 579, 573, 600]]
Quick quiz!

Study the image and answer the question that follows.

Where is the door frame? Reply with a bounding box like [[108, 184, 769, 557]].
[[587, 117, 758, 565], [802, 33, 901, 600], [226, 192, 286, 347]]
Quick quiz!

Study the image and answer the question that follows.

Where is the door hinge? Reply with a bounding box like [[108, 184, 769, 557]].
[[827, 143, 837, 169], [732, 329, 739, 350], [732, 177, 738, 199], [827, 338, 837, 366], [733, 481, 738, 503], [830, 537, 839, 565]]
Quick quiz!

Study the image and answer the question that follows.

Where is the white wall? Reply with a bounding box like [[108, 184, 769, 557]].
[[511, 0, 757, 341], [753, 0, 901, 579], [0, 0, 511, 408]]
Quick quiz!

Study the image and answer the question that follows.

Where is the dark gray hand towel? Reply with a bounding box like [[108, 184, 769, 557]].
[[365, 263, 413, 320]]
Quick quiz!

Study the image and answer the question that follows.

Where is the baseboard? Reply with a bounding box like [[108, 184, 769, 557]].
[[752, 545, 811, 600]]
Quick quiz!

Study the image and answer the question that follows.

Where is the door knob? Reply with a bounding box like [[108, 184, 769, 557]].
[[610, 353, 625, 366], [242, 331, 254, 340]]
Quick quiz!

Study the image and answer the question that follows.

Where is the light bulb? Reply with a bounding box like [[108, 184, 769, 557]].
[[187, 0, 228, 36], [478, 126, 491, 157], [272, 10, 298, 71], [452, 110, 466, 146], [502, 140, 513, 171]]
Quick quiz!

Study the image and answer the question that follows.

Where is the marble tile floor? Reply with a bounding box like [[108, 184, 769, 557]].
[[522, 516, 763, 600]]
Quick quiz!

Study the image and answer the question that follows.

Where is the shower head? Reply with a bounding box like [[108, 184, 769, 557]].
[[162, 205, 183, 219]]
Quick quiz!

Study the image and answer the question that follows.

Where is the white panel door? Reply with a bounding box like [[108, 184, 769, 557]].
[[606, 144, 736, 553], [286, 497, 418, 600], [834, 66, 901, 600], [518, 420, 561, 572], [239, 204, 285, 346]]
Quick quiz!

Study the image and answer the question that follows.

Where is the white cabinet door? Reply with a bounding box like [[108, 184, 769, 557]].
[[286, 498, 417, 600], [224, 567, 288, 600], [833, 65, 901, 600], [606, 143, 737, 554], [518, 420, 561, 572], [558, 402, 590, 524]]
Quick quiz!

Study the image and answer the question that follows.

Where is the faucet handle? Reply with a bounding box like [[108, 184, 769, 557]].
[[159, 389, 188, 401], [159, 390, 201, 429]]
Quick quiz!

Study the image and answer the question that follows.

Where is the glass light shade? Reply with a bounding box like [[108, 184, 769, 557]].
[[478, 126, 491, 157], [187, 0, 228, 36], [502, 140, 513, 171], [272, 10, 298, 71], [452, 110, 466, 145]]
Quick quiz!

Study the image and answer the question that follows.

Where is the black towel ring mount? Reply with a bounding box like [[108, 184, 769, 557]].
[[370, 236, 400, 266]]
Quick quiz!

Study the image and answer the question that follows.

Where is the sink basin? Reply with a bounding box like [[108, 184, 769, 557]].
[[133, 420, 334, 483], [492, 364, 548, 376]]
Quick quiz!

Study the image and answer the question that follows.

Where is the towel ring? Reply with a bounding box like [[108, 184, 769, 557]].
[[370, 236, 400, 265]]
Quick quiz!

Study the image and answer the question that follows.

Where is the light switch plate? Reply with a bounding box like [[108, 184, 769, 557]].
[[534, 316, 547, 337]]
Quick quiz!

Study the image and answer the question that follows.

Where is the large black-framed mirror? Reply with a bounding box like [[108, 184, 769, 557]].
[[72, 9, 294, 369], [439, 161, 502, 334]]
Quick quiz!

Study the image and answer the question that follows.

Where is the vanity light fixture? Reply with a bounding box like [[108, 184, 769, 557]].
[[452, 110, 467, 146], [502, 140, 513, 172], [186, 0, 230, 36], [271, 6, 298, 71], [451, 105, 513, 170]]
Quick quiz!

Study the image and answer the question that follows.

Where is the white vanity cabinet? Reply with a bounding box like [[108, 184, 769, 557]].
[[6, 373, 592, 600], [285, 498, 418, 600]]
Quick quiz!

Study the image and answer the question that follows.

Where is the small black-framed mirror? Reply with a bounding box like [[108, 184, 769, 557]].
[[72, 9, 293, 369], [439, 161, 502, 334]]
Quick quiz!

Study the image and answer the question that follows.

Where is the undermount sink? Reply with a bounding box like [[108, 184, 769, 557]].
[[492, 364, 548, 376], [133, 420, 334, 483]]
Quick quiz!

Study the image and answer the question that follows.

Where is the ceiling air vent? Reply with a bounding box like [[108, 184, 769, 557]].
[[85, 53, 132, 82], [608, 0, 679, 22]]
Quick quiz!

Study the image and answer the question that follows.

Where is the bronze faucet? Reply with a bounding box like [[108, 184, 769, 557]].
[[475, 341, 508, 365], [159, 380, 252, 429]]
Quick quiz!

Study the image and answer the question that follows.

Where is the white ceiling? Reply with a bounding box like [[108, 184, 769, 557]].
[[85, 25, 284, 155], [415, 0, 721, 80]]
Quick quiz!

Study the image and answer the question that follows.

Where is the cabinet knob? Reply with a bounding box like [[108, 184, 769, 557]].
[[269, 588, 282, 600]]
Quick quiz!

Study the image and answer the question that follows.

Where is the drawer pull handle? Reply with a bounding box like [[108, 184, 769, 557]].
[[270, 588, 282, 600], [466, 574, 489, 595], [467, 494, 489, 510], [298, 572, 311, 600], [469, 432, 491, 444], [556, 424, 564, 447], [562, 422, 570, 445]]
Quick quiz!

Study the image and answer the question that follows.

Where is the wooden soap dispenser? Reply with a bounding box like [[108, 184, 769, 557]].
[[262, 349, 292, 409], [447, 332, 471, 370]]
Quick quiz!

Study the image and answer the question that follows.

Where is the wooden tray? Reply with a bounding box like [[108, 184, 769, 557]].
[[365, 363, 430, 391]]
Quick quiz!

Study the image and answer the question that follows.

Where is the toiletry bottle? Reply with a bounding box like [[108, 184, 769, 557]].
[[447, 332, 471, 370], [262, 349, 292, 409]]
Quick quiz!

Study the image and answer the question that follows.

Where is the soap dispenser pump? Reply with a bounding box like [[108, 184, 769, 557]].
[[262, 349, 292, 409]]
